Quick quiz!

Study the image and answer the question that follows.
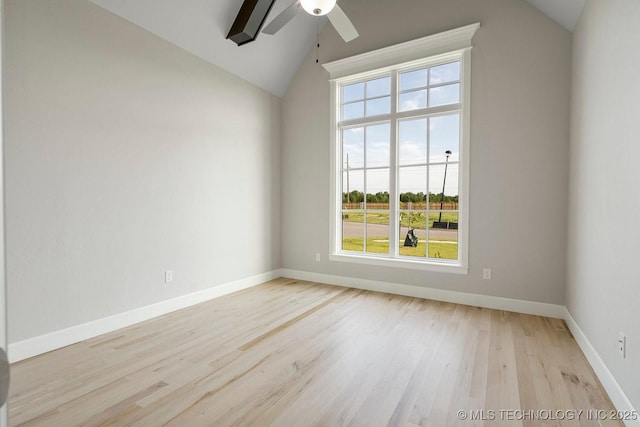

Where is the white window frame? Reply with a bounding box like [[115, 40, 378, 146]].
[[323, 23, 479, 274]]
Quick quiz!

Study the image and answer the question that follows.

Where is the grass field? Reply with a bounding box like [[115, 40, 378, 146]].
[[343, 211, 459, 229], [342, 237, 458, 259]]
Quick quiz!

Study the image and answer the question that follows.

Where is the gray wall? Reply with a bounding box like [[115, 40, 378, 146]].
[[567, 0, 640, 409], [4, 0, 281, 343], [281, 0, 571, 304]]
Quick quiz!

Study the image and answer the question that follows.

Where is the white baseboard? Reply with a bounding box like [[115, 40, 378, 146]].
[[279, 268, 566, 318], [563, 308, 639, 427], [8, 270, 280, 363]]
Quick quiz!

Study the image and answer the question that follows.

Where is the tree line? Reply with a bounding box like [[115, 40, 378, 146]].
[[342, 191, 459, 204]]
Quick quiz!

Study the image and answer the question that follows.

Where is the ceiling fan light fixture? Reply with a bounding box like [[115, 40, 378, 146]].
[[300, 0, 336, 16]]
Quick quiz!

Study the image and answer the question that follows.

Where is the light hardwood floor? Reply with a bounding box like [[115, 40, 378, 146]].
[[9, 278, 622, 426]]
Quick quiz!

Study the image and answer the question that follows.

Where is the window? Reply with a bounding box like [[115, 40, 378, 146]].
[[324, 24, 479, 273]]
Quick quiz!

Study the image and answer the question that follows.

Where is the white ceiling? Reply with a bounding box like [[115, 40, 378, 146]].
[[88, 0, 584, 98], [525, 0, 585, 31]]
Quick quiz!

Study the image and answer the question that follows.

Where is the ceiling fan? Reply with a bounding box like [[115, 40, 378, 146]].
[[226, 0, 358, 46], [263, 0, 359, 43]]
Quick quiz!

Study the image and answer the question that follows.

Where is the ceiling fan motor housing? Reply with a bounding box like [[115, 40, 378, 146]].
[[261, 0, 357, 43], [300, 0, 337, 16]]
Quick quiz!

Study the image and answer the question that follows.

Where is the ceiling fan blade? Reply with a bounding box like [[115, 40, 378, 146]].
[[327, 4, 358, 42], [262, 1, 303, 35]]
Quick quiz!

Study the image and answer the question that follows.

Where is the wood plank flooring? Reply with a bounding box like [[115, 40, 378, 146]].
[[9, 278, 622, 426]]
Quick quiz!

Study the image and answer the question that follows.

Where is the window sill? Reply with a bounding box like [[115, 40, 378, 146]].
[[329, 253, 469, 274]]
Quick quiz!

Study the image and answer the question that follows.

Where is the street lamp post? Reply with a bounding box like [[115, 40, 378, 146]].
[[438, 150, 452, 223]]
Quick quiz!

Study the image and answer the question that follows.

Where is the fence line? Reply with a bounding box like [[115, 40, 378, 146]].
[[342, 202, 458, 210]]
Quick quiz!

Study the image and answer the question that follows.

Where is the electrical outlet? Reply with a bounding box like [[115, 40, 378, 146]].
[[618, 332, 626, 358], [165, 270, 173, 283], [483, 268, 492, 280], [315, 253, 321, 262]]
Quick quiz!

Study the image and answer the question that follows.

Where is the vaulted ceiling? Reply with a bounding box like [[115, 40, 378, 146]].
[[88, 0, 585, 97]]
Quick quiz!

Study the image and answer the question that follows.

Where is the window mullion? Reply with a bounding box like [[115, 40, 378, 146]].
[[363, 127, 368, 253], [396, 104, 461, 120], [425, 117, 431, 260], [389, 72, 399, 257], [339, 114, 394, 128]]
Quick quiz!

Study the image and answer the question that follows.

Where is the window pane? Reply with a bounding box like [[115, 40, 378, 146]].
[[430, 62, 460, 85], [400, 211, 426, 229], [399, 118, 427, 166], [399, 217, 426, 258], [366, 168, 389, 202], [342, 211, 364, 252], [342, 127, 364, 169], [429, 211, 459, 228], [342, 162, 364, 254], [366, 76, 391, 98], [399, 166, 426, 210], [366, 212, 389, 254], [343, 82, 364, 103], [428, 163, 459, 211], [429, 114, 460, 163], [400, 68, 428, 91], [429, 83, 460, 107], [399, 89, 427, 112], [366, 123, 390, 168], [429, 212, 458, 260], [366, 96, 390, 116], [343, 102, 364, 121], [366, 167, 389, 255], [343, 169, 363, 209]]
